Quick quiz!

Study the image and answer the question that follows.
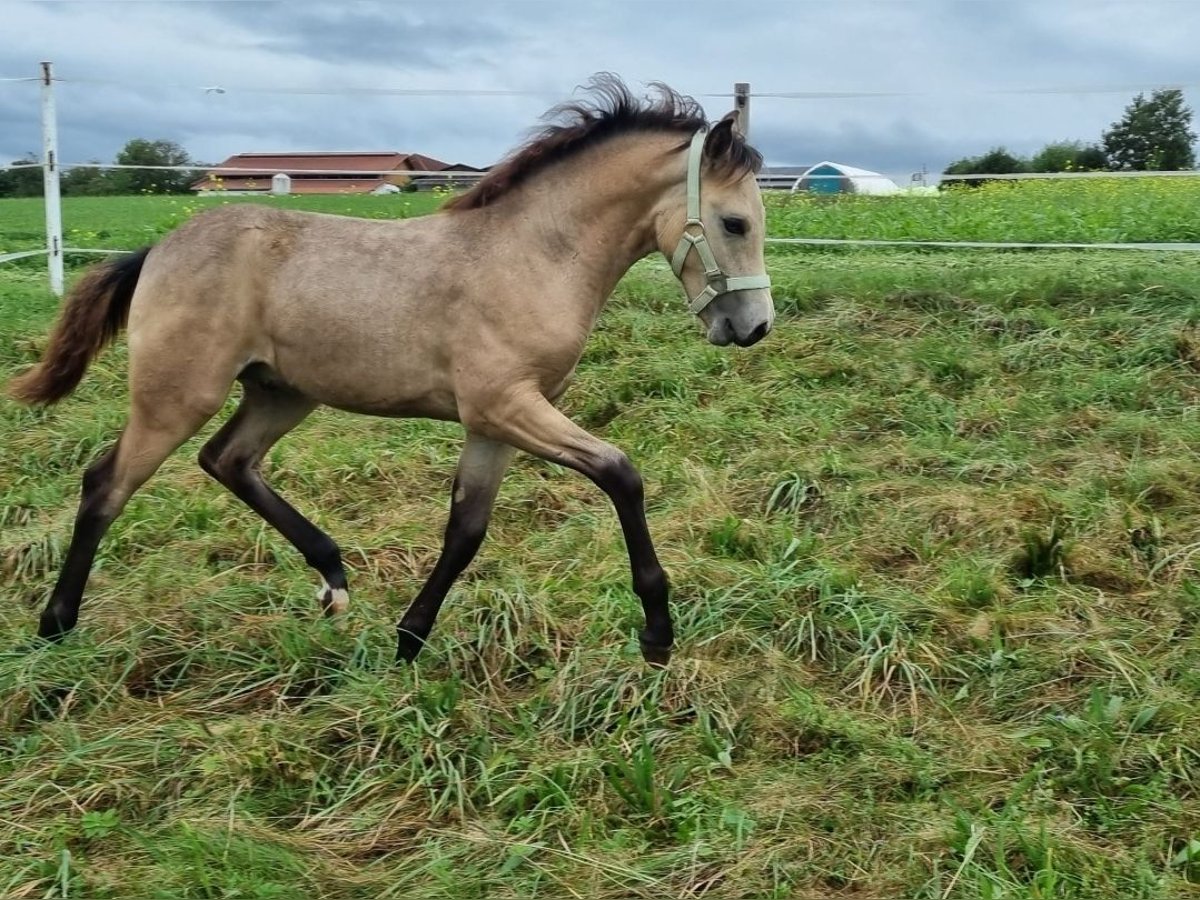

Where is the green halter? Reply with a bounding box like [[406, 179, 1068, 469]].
[[670, 128, 773, 315]]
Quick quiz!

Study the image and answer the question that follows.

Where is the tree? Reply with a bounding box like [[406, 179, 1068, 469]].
[[109, 138, 198, 194], [1102, 89, 1197, 171], [1074, 145, 1109, 171], [62, 162, 116, 196], [0, 154, 44, 197], [942, 147, 1029, 188], [1031, 141, 1107, 173]]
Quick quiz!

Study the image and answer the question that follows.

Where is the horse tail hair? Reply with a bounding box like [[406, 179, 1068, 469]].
[[8, 247, 151, 406]]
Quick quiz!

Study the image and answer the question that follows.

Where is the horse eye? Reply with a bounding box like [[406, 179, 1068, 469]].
[[722, 217, 747, 236]]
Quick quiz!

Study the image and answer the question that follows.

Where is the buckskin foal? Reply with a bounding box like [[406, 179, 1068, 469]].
[[9, 75, 773, 666]]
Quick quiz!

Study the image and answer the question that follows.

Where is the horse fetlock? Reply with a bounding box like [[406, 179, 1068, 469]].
[[316, 579, 350, 616], [304, 535, 342, 577], [634, 565, 669, 603]]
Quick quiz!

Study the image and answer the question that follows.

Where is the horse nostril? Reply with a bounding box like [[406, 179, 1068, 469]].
[[744, 321, 769, 346]]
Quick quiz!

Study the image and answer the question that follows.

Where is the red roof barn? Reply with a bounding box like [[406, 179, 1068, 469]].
[[191, 151, 484, 194]]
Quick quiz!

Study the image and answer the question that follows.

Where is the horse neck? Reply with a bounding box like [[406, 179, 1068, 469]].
[[480, 134, 682, 302]]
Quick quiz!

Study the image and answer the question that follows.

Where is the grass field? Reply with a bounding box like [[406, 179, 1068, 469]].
[[767, 177, 1200, 243], [2, 186, 1200, 898]]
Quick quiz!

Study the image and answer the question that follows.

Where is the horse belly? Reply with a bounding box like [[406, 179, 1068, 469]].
[[322, 392, 461, 421], [268, 352, 458, 421]]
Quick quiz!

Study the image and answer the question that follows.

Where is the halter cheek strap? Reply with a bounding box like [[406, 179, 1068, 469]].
[[669, 128, 772, 316]]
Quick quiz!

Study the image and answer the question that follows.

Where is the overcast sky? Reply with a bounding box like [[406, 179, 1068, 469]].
[[2, 1, 1198, 181]]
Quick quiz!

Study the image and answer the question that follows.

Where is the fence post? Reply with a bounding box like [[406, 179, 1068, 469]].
[[41, 61, 64, 297], [733, 82, 750, 140]]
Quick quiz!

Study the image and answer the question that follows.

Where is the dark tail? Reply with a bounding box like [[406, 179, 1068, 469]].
[[8, 247, 151, 405]]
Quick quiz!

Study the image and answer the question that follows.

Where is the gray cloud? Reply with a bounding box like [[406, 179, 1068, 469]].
[[1, 0, 1198, 178], [195, 2, 517, 69]]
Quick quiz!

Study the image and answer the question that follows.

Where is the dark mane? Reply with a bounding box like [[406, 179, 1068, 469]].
[[443, 74, 763, 212]]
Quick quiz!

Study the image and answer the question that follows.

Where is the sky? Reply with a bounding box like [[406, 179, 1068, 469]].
[[2, 1, 1199, 182]]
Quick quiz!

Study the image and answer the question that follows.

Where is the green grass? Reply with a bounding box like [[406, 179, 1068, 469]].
[[768, 177, 1200, 243], [2, 192, 1200, 898], [0, 193, 448, 255]]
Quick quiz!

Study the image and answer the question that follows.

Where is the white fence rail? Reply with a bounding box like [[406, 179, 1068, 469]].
[[4, 63, 1200, 295]]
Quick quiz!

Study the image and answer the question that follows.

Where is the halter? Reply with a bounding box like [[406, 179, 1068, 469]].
[[669, 128, 772, 315]]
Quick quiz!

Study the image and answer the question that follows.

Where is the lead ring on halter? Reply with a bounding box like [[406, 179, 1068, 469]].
[[670, 128, 772, 316]]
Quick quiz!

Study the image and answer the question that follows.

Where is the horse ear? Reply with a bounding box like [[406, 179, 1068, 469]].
[[703, 112, 739, 161]]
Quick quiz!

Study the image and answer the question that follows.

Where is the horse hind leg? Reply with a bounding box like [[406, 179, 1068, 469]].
[[38, 400, 220, 641], [198, 374, 347, 615], [396, 432, 515, 662]]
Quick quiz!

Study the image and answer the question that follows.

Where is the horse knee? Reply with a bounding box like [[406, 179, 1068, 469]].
[[634, 564, 669, 602]]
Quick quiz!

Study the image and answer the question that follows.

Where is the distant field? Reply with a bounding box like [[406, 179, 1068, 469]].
[[4, 177, 1200, 259], [0, 192, 449, 255], [1, 189, 1199, 898], [765, 176, 1200, 244]]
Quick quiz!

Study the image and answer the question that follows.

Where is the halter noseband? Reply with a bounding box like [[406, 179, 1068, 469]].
[[669, 128, 772, 316]]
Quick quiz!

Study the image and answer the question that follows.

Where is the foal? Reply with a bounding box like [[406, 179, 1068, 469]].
[[9, 77, 774, 665]]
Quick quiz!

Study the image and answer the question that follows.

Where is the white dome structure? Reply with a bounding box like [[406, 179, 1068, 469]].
[[791, 161, 900, 196]]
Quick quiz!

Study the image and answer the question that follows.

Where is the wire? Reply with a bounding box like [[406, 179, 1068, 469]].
[[24, 75, 1200, 100], [889, 169, 1200, 181], [54, 77, 564, 97], [61, 163, 486, 177], [765, 237, 1200, 251], [54, 161, 1200, 183], [0, 249, 47, 264], [4, 238, 1196, 269], [749, 82, 1200, 99]]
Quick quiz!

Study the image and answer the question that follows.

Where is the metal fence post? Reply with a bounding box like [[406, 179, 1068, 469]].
[[41, 60, 64, 297], [734, 82, 750, 139]]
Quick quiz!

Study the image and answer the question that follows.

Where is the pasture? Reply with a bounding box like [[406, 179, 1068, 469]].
[[1, 186, 1199, 898]]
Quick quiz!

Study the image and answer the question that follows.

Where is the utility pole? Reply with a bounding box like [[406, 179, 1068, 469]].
[[733, 82, 750, 139]]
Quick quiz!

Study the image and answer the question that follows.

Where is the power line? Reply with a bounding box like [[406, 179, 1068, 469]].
[[750, 82, 1200, 99], [50, 77, 567, 98], [7, 74, 1198, 100]]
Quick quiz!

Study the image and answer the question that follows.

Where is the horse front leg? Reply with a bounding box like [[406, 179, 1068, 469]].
[[466, 389, 673, 667]]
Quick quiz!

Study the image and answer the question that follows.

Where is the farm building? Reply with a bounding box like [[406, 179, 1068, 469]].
[[758, 165, 812, 190], [191, 151, 485, 195], [790, 161, 900, 195]]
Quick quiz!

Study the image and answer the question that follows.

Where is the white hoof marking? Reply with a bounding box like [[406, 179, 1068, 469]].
[[316, 579, 350, 615]]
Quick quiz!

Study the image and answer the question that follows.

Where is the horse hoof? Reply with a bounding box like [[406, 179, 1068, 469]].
[[395, 629, 425, 664], [639, 638, 672, 669], [37, 615, 73, 644]]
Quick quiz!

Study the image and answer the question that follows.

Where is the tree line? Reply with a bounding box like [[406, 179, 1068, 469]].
[[4, 92, 1196, 198], [0, 139, 200, 197], [943, 89, 1197, 184]]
